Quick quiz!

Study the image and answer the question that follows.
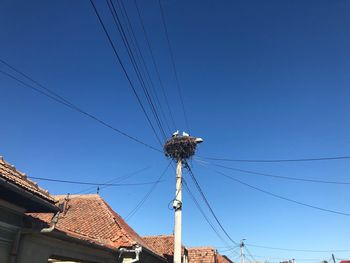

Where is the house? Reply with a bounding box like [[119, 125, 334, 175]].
[[187, 247, 234, 263], [0, 156, 60, 263], [28, 194, 166, 263], [143, 236, 233, 263], [0, 156, 166, 263], [143, 234, 188, 263]]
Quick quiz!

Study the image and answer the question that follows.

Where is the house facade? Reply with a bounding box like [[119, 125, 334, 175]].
[[0, 156, 165, 263]]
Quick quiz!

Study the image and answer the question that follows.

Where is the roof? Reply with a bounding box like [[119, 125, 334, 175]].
[[27, 194, 164, 258], [143, 235, 176, 258], [188, 247, 232, 263], [188, 247, 217, 263], [0, 156, 56, 208], [143, 234, 187, 258], [217, 254, 234, 263]]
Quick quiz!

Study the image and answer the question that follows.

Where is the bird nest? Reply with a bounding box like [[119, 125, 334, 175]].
[[164, 136, 198, 160]]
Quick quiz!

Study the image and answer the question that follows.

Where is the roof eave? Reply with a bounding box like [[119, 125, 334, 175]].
[[0, 177, 59, 212], [141, 245, 167, 262]]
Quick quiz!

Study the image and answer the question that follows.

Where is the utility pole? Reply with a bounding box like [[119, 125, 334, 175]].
[[164, 131, 203, 263], [240, 239, 246, 263], [173, 158, 182, 263]]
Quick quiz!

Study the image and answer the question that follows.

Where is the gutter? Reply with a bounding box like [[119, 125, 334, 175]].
[[118, 245, 142, 263], [117, 245, 167, 263], [0, 177, 59, 212], [40, 211, 60, 233]]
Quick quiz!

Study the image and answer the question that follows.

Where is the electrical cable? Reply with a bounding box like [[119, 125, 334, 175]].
[[89, 0, 163, 146], [106, 0, 168, 141], [245, 244, 350, 253], [73, 166, 150, 194], [212, 163, 350, 185], [116, 0, 173, 134], [133, 0, 177, 130], [245, 244, 258, 263], [158, 0, 190, 131], [125, 161, 171, 221], [0, 66, 162, 153], [208, 166, 350, 217], [27, 176, 164, 186], [185, 161, 239, 246], [201, 155, 350, 163], [182, 178, 236, 251]]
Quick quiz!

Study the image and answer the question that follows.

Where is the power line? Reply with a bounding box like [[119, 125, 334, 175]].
[[89, 0, 163, 146], [210, 167, 350, 217], [182, 178, 237, 252], [125, 161, 171, 221], [28, 176, 164, 186], [133, 0, 177, 130], [245, 244, 350, 253], [201, 155, 350, 163], [0, 62, 162, 153], [249, 255, 326, 261], [219, 245, 240, 253], [73, 166, 150, 194], [158, 0, 190, 131], [117, 0, 173, 134], [185, 161, 239, 246], [212, 163, 350, 185], [0, 58, 76, 108], [245, 244, 258, 263], [106, 0, 167, 141]]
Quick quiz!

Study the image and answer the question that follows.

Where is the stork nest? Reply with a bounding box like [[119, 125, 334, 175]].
[[164, 136, 197, 160]]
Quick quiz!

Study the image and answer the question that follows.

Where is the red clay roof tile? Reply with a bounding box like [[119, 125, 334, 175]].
[[0, 156, 55, 203], [188, 247, 217, 263], [27, 194, 163, 258]]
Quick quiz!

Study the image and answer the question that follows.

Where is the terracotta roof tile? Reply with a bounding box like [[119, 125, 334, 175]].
[[0, 156, 55, 203], [188, 247, 233, 263], [143, 235, 187, 262], [217, 254, 234, 263], [143, 235, 173, 256], [188, 247, 217, 263], [27, 194, 163, 258]]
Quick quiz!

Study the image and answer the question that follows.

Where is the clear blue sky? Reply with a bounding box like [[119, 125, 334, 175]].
[[1, 0, 350, 262]]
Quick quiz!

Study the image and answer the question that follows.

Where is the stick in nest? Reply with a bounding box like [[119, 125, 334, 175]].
[[164, 136, 198, 160]]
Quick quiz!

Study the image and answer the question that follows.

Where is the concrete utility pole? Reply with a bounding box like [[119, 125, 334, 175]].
[[164, 131, 203, 263], [240, 239, 246, 263], [173, 158, 183, 263]]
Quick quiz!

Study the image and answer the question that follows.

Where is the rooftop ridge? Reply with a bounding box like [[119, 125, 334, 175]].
[[0, 155, 54, 202], [188, 246, 216, 250], [99, 197, 139, 246], [143, 234, 174, 238]]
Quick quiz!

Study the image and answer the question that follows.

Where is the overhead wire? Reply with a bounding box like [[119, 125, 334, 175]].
[[210, 162, 350, 185], [185, 161, 239, 246], [201, 162, 350, 217], [106, 0, 168, 140], [0, 61, 162, 153], [201, 155, 350, 163], [158, 0, 190, 131], [125, 161, 171, 221], [89, 0, 164, 146], [133, 0, 177, 130], [72, 166, 150, 194], [27, 176, 164, 187], [245, 244, 350, 253], [116, 0, 173, 134], [245, 244, 259, 263], [182, 178, 235, 250]]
